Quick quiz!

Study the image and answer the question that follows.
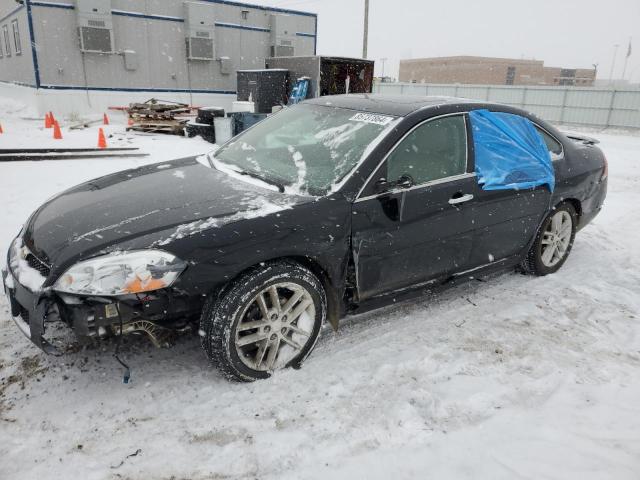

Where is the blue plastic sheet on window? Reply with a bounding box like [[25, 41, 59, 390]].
[[469, 109, 554, 192]]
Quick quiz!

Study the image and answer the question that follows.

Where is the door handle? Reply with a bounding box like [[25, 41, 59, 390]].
[[448, 193, 474, 205]]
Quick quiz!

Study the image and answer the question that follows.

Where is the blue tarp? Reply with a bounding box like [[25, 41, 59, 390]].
[[469, 109, 555, 192]]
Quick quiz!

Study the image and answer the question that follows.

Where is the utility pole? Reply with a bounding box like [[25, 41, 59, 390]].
[[362, 0, 369, 59], [380, 57, 387, 78], [621, 37, 632, 80], [608, 44, 619, 85]]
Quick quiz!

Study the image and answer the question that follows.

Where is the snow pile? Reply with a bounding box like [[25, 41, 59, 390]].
[[0, 95, 36, 118], [7, 238, 47, 293]]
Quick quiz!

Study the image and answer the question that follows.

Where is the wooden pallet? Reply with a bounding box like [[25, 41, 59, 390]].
[[126, 98, 192, 134]]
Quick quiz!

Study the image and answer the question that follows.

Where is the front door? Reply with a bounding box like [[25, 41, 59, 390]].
[[351, 113, 478, 300]]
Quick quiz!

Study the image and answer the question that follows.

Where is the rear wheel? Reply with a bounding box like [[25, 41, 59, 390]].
[[522, 203, 577, 276], [200, 260, 326, 381]]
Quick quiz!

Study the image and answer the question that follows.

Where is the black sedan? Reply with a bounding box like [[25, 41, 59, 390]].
[[2, 95, 607, 381]]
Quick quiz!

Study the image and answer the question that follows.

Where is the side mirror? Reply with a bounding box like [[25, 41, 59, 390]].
[[374, 178, 390, 194]]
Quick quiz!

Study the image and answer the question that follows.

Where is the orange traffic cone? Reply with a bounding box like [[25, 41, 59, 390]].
[[53, 120, 62, 140], [45, 112, 52, 128], [97, 128, 107, 149], [103, 113, 110, 125], [0, 122, 3, 134], [49, 111, 55, 125]]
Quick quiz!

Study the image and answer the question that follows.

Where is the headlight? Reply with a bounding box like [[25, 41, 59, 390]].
[[7, 235, 20, 270], [53, 250, 187, 296]]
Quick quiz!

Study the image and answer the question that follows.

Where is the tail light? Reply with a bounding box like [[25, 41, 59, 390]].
[[601, 154, 608, 181]]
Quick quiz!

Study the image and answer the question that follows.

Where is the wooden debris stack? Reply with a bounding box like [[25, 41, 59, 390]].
[[126, 99, 191, 135]]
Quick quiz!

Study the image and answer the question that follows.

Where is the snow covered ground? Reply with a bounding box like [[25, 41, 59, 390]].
[[1, 100, 639, 479]]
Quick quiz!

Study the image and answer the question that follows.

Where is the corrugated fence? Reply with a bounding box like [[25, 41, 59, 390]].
[[372, 82, 640, 129]]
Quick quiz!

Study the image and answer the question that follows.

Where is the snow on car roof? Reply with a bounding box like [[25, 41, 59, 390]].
[[305, 94, 474, 117]]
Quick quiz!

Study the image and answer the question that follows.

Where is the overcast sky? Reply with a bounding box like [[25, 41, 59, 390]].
[[252, 0, 640, 83]]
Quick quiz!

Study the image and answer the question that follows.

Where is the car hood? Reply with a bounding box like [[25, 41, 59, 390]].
[[22, 156, 301, 268]]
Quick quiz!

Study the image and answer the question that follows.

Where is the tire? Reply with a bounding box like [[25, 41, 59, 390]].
[[522, 202, 577, 276], [200, 260, 326, 382]]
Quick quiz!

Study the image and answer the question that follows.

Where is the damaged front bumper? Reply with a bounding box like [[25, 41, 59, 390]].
[[2, 266, 197, 355], [2, 266, 61, 354]]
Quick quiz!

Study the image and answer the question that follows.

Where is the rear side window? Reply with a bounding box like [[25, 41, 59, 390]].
[[386, 115, 467, 185], [536, 126, 563, 157]]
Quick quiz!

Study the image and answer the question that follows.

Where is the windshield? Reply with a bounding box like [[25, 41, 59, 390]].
[[213, 103, 398, 196]]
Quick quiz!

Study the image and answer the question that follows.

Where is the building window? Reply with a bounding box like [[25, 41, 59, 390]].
[[2, 25, 11, 57], [12, 20, 21, 55], [505, 66, 516, 85], [241, 10, 249, 20]]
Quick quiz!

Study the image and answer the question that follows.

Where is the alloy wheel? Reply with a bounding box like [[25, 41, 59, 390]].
[[540, 210, 573, 268], [234, 282, 316, 372]]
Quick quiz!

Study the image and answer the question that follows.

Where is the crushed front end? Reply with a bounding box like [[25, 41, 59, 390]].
[[2, 235, 198, 355]]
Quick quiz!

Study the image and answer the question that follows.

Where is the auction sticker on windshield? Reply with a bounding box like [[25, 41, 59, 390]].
[[349, 113, 395, 126]]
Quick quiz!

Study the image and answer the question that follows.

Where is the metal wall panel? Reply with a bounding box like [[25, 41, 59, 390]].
[[425, 85, 456, 96], [562, 107, 609, 126], [526, 105, 563, 122], [456, 86, 489, 100], [0, 1, 35, 86], [374, 82, 640, 128], [612, 91, 640, 109], [401, 84, 428, 96], [565, 89, 612, 108], [18, 0, 316, 93], [522, 88, 565, 106], [609, 109, 640, 127], [487, 87, 524, 104]]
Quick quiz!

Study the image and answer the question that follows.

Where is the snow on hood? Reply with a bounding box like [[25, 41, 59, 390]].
[[72, 210, 162, 243], [152, 196, 292, 247], [22, 156, 303, 268]]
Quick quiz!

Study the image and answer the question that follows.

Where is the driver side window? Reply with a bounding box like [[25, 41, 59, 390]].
[[386, 115, 468, 187]]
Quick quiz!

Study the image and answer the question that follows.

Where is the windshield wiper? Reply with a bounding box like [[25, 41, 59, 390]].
[[238, 170, 285, 193], [208, 155, 285, 193]]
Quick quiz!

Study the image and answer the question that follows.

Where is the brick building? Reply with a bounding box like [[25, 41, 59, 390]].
[[399, 56, 596, 86]]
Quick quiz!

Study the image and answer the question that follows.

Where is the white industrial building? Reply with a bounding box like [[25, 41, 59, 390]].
[[0, 0, 317, 115]]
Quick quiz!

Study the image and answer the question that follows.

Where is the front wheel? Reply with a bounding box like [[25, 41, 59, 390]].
[[200, 260, 326, 382], [522, 203, 577, 276]]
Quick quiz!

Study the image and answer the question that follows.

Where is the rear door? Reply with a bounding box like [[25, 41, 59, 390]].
[[351, 113, 478, 300], [466, 113, 554, 266]]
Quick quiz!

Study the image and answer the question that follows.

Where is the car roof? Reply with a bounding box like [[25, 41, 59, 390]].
[[304, 94, 483, 117]]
